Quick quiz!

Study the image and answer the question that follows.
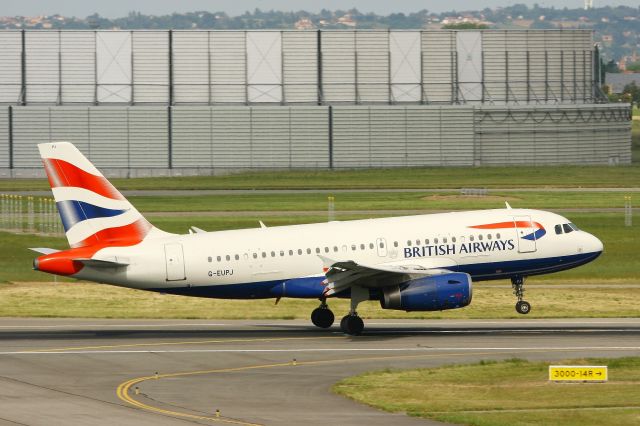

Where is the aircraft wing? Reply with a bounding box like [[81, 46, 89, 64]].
[[319, 256, 456, 297]]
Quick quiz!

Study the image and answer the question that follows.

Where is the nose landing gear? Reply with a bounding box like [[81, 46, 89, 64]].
[[512, 276, 531, 315]]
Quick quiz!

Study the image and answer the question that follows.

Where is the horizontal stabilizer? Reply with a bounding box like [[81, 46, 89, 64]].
[[29, 248, 61, 255], [73, 258, 129, 268]]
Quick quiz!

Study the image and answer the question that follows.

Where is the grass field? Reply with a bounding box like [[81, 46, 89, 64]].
[[1, 165, 639, 192], [333, 357, 640, 426], [0, 280, 638, 319], [125, 191, 636, 212]]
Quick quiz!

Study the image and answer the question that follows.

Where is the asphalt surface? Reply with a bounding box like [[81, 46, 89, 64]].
[[0, 318, 639, 426]]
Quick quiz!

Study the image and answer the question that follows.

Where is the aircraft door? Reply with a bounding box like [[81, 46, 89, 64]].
[[164, 243, 186, 281], [376, 238, 388, 257], [513, 215, 536, 253]]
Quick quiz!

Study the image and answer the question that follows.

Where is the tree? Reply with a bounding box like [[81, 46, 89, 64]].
[[442, 22, 489, 30], [626, 62, 640, 72], [622, 82, 640, 106]]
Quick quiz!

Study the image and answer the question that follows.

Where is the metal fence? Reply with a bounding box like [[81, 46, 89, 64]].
[[0, 194, 64, 236], [0, 103, 630, 175], [0, 29, 599, 106]]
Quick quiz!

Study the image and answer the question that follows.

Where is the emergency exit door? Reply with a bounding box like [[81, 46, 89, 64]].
[[164, 243, 186, 281]]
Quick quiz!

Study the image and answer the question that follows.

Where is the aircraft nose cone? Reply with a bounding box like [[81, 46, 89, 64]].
[[589, 233, 603, 254]]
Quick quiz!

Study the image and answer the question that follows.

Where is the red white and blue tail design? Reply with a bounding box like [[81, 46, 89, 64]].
[[38, 142, 157, 248]]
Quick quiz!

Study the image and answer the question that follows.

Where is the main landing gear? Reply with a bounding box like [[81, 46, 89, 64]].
[[310, 286, 368, 336], [311, 300, 334, 329], [512, 276, 531, 315]]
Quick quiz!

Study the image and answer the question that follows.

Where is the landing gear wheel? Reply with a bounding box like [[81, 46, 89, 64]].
[[515, 301, 531, 315], [340, 315, 364, 336], [311, 307, 334, 328]]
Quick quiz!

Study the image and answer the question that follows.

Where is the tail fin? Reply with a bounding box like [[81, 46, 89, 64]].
[[38, 142, 161, 248]]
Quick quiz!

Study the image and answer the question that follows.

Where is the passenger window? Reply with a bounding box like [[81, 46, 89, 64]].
[[496, 233, 500, 239], [297, 249, 302, 255], [262, 252, 266, 258], [563, 223, 574, 234], [333, 246, 338, 252], [316, 248, 320, 254], [253, 253, 258, 259], [379, 241, 384, 248], [443, 237, 447, 243], [225, 255, 230, 261], [217, 256, 221, 262], [555, 224, 563, 235], [425, 239, 430, 244], [360, 244, 365, 250], [352, 244, 357, 250], [208, 256, 212, 263], [487, 234, 492, 240], [393, 241, 398, 247], [280, 250, 285, 257], [434, 238, 439, 244], [470, 235, 474, 242], [271, 251, 276, 257], [235, 254, 239, 260], [452, 237, 456, 243], [416, 239, 420, 245], [369, 243, 374, 249], [407, 240, 412, 246], [478, 235, 483, 241], [307, 248, 311, 254]]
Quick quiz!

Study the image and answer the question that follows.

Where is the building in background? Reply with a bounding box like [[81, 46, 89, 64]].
[[0, 29, 631, 177]]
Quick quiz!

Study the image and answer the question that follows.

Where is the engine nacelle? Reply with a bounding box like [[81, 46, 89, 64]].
[[379, 273, 472, 312]]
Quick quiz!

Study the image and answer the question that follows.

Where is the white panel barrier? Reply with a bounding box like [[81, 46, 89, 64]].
[[390, 32, 421, 102], [96, 31, 132, 103], [456, 31, 483, 102], [247, 32, 282, 103]]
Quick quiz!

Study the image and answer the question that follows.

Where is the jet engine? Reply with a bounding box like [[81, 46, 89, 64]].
[[379, 272, 472, 312]]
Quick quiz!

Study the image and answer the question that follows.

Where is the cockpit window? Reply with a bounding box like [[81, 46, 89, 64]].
[[555, 224, 563, 235], [562, 223, 574, 234], [569, 223, 579, 231]]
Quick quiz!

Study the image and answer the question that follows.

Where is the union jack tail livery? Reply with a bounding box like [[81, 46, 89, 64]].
[[38, 142, 158, 249]]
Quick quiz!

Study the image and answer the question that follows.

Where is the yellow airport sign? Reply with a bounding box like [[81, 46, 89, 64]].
[[549, 365, 607, 382]]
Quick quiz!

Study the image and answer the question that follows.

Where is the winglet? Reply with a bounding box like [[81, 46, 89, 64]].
[[505, 201, 512, 209]]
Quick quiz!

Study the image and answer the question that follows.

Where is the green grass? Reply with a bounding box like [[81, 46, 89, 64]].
[[1, 280, 639, 319], [126, 191, 637, 213], [333, 357, 640, 426], [1, 165, 639, 191]]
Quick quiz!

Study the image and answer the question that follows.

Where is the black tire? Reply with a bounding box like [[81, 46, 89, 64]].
[[311, 307, 334, 328], [343, 316, 364, 336], [515, 301, 522, 312], [518, 301, 531, 315], [340, 315, 349, 333]]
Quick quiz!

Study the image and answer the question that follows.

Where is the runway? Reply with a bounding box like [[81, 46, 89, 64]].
[[0, 318, 639, 426]]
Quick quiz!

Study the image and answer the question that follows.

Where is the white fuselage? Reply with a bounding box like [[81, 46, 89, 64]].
[[75, 208, 603, 299]]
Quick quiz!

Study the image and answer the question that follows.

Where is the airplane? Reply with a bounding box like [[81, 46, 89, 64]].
[[31, 142, 603, 335]]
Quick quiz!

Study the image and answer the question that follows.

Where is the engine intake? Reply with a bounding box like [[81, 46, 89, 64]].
[[380, 273, 472, 312]]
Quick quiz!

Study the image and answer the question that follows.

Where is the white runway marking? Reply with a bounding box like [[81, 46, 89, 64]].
[[1, 346, 639, 355], [0, 323, 230, 329]]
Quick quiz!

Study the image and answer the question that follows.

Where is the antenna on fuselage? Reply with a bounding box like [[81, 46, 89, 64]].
[[259, 221, 267, 229], [505, 202, 512, 209]]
